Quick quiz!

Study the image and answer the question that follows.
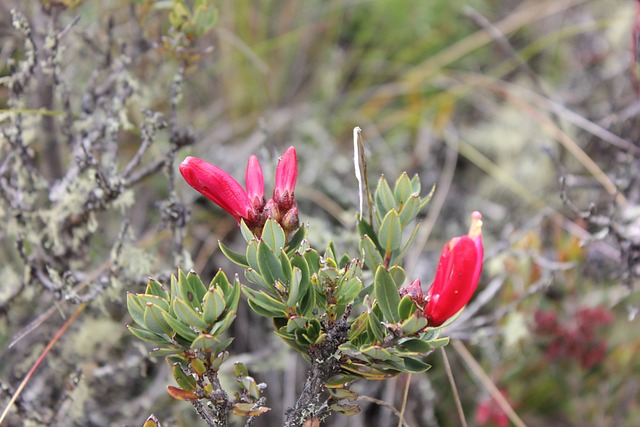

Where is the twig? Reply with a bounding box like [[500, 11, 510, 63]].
[[0, 302, 88, 425], [451, 340, 527, 427], [284, 319, 349, 427], [396, 373, 412, 427], [356, 395, 410, 427], [440, 347, 468, 427]]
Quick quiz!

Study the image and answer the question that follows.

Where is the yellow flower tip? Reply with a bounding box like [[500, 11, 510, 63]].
[[468, 211, 483, 238]]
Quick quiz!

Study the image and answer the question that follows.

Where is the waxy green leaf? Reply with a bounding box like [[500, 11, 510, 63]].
[[374, 266, 400, 324], [202, 287, 226, 324], [173, 298, 209, 331], [127, 325, 169, 345], [378, 210, 402, 254], [162, 311, 198, 341], [261, 218, 285, 252], [219, 241, 249, 267]]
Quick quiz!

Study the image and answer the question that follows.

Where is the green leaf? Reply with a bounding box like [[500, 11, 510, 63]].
[[389, 266, 406, 289], [127, 293, 146, 328], [338, 254, 351, 269], [367, 310, 386, 343], [261, 218, 285, 252], [298, 278, 316, 318], [398, 195, 420, 227], [397, 295, 417, 321], [127, 325, 169, 345], [172, 364, 197, 391], [173, 298, 209, 330], [360, 235, 383, 271], [246, 240, 260, 271], [210, 351, 230, 371], [135, 294, 170, 313], [410, 174, 421, 194], [303, 248, 320, 271], [285, 224, 307, 255], [420, 184, 436, 210], [239, 219, 254, 243], [210, 269, 230, 294], [186, 270, 207, 304], [400, 311, 428, 335], [202, 287, 226, 324], [374, 176, 397, 220], [280, 249, 293, 282], [225, 276, 241, 312], [219, 241, 249, 267], [401, 357, 431, 373], [170, 274, 178, 306], [378, 210, 402, 254], [348, 312, 369, 341], [374, 266, 400, 324], [177, 269, 200, 310], [169, 1, 190, 28], [148, 347, 183, 357], [191, 334, 233, 353], [234, 362, 249, 378], [428, 337, 450, 349], [357, 218, 382, 252], [360, 345, 395, 361], [162, 311, 198, 341], [393, 172, 414, 203], [258, 240, 285, 286], [325, 241, 337, 261], [145, 278, 169, 300], [394, 221, 422, 266], [286, 267, 303, 308], [335, 278, 363, 306], [242, 286, 288, 318], [398, 338, 433, 354], [144, 303, 174, 335], [290, 254, 310, 303], [244, 268, 271, 292], [210, 310, 237, 335]]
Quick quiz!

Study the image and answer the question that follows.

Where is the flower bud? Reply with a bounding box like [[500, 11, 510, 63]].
[[274, 146, 298, 211], [245, 155, 265, 210]]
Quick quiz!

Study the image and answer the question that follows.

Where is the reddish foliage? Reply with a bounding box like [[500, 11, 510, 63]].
[[533, 306, 613, 370]]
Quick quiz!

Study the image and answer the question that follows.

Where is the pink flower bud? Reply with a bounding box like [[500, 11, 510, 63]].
[[263, 198, 280, 222], [245, 155, 265, 209], [424, 212, 484, 327], [274, 146, 298, 210], [179, 156, 253, 223], [399, 279, 425, 308], [281, 205, 299, 234]]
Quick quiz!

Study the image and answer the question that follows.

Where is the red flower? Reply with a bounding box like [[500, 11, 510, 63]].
[[179, 147, 299, 234], [179, 156, 255, 223], [424, 211, 484, 327]]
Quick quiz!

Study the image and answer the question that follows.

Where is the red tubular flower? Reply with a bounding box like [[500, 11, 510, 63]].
[[424, 211, 484, 327], [179, 156, 254, 223]]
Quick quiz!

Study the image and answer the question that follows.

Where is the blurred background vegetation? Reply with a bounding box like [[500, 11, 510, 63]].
[[1, 0, 639, 426]]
